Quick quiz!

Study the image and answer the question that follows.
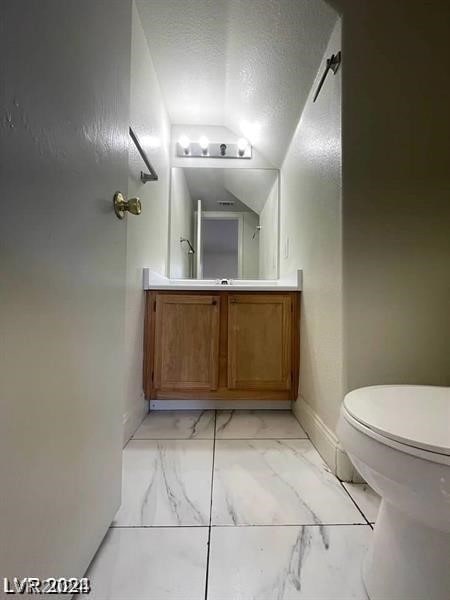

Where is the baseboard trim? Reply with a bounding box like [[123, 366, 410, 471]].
[[150, 399, 291, 410], [292, 395, 363, 482], [122, 399, 149, 446]]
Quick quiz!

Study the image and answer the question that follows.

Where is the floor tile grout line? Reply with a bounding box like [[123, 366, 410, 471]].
[[341, 482, 376, 529], [130, 437, 312, 442], [131, 436, 309, 441], [339, 482, 373, 526], [204, 410, 217, 600], [215, 436, 309, 441], [131, 437, 216, 441], [110, 525, 211, 529], [109, 522, 372, 529], [209, 522, 372, 528]]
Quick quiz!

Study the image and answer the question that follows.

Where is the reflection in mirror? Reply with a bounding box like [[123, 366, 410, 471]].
[[169, 168, 279, 280]]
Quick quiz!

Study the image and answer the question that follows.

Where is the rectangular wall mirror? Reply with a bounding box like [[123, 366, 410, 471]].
[[169, 167, 279, 280]]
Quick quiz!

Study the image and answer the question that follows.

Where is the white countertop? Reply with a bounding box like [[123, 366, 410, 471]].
[[143, 269, 302, 291]]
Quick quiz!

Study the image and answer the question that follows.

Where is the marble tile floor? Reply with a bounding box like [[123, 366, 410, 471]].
[[84, 410, 380, 599]]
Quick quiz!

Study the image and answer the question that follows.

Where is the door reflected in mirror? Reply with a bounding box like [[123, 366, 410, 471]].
[[169, 167, 279, 280]]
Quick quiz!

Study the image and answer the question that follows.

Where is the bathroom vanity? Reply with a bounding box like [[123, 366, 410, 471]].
[[143, 271, 301, 402], [144, 165, 301, 404]]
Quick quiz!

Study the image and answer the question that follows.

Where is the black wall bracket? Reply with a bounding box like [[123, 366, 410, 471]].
[[313, 51, 341, 103]]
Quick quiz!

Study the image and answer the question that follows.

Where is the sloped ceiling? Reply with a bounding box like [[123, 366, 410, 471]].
[[223, 169, 277, 215], [183, 167, 277, 214], [183, 168, 249, 212], [136, 0, 337, 167]]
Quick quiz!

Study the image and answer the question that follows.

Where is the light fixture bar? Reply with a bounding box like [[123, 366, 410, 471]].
[[176, 140, 252, 159]]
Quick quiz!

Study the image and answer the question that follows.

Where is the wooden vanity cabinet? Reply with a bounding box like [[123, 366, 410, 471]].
[[144, 291, 299, 402]]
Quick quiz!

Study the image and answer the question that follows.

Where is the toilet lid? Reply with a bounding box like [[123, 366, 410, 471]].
[[343, 385, 450, 456]]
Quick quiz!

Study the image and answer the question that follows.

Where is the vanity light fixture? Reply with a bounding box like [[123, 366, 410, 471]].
[[176, 136, 252, 159]]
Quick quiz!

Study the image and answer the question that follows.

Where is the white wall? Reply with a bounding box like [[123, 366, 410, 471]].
[[280, 20, 342, 432], [332, 0, 450, 392], [0, 0, 132, 590], [123, 2, 171, 443], [259, 180, 279, 279], [169, 168, 194, 278]]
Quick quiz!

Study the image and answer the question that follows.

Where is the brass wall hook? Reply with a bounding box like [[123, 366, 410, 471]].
[[113, 191, 141, 220]]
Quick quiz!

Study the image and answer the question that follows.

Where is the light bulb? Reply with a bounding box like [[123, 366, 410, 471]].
[[237, 138, 248, 151], [199, 136, 209, 150], [179, 135, 190, 154], [237, 137, 248, 156]]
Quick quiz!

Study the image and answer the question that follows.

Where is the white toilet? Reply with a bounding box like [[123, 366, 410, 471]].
[[337, 385, 450, 600]]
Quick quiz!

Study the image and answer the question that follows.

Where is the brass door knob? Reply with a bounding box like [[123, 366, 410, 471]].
[[113, 191, 141, 220]]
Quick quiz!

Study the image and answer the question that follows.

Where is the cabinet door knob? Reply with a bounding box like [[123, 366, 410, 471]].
[[212, 300, 217, 305]]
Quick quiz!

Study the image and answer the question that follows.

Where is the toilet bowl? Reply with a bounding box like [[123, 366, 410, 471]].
[[337, 385, 450, 600]]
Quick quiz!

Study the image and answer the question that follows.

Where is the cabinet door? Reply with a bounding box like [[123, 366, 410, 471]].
[[228, 294, 292, 390], [154, 294, 220, 390]]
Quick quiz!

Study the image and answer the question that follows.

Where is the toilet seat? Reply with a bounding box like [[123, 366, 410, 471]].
[[343, 385, 450, 461]]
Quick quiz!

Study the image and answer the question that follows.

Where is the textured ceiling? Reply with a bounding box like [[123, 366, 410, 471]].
[[136, 0, 337, 166]]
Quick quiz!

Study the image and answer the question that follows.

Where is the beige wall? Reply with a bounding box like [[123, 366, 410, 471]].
[[281, 20, 343, 431], [123, 2, 171, 442], [332, 0, 450, 391]]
